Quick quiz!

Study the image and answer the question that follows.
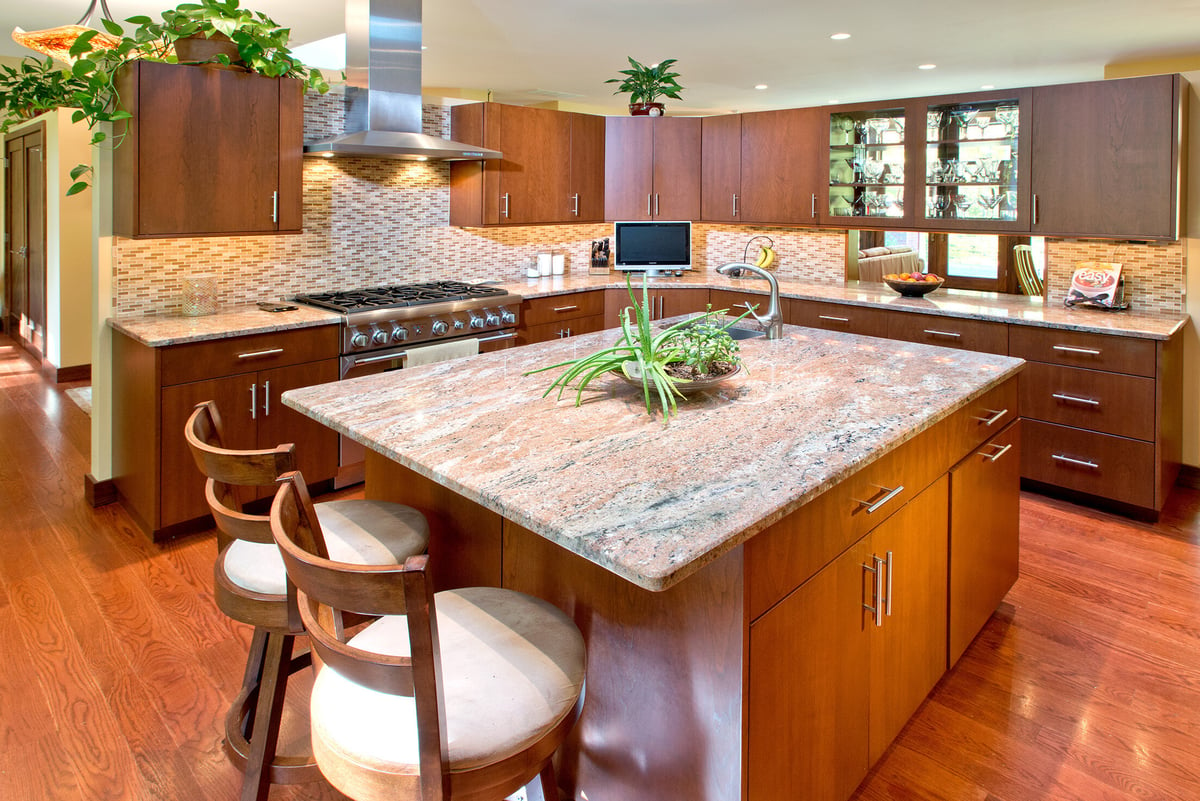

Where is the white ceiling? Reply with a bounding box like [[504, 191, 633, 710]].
[[3, 0, 1199, 114]]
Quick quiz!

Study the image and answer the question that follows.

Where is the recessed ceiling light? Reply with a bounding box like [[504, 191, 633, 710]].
[[830, 32, 851, 40], [755, 84, 768, 90], [918, 63, 937, 70], [981, 84, 995, 89], [828, 99, 839, 104]]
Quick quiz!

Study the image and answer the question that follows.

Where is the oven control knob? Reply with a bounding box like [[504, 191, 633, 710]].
[[390, 326, 408, 343], [372, 328, 390, 346], [350, 330, 369, 348], [499, 310, 517, 325], [469, 314, 485, 329], [453, 318, 466, 331], [485, 312, 501, 327], [431, 320, 449, 336]]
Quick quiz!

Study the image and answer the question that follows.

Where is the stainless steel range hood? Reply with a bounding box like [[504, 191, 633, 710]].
[[303, 0, 500, 161]]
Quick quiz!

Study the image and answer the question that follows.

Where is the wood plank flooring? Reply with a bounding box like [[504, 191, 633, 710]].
[[3, 332, 1199, 800]]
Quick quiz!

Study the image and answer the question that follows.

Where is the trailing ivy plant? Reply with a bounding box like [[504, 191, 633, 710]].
[[0, 56, 89, 134]]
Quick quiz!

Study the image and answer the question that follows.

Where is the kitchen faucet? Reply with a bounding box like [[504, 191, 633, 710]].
[[716, 262, 784, 340]]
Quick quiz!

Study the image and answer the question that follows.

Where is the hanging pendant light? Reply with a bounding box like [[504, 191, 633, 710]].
[[12, 0, 122, 64]]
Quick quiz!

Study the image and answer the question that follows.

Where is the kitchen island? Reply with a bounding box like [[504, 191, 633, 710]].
[[283, 322, 1025, 801]]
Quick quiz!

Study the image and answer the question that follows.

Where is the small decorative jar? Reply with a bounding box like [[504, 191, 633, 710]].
[[181, 276, 218, 316]]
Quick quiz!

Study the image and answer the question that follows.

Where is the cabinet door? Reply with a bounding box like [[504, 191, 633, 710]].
[[868, 475, 949, 763], [651, 117, 702, 220], [709, 289, 765, 318], [659, 288, 710, 320], [1031, 75, 1180, 239], [701, 115, 741, 222], [160, 374, 259, 528], [949, 421, 1020, 666], [568, 113, 606, 222], [497, 105, 572, 224], [257, 360, 340, 489], [605, 117, 654, 220], [748, 538, 872, 801], [116, 61, 297, 237], [742, 107, 824, 224]]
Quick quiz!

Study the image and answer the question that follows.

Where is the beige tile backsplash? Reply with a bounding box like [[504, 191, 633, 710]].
[[111, 95, 1185, 317]]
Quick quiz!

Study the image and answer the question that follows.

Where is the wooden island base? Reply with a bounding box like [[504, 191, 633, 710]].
[[361, 375, 1022, 801]]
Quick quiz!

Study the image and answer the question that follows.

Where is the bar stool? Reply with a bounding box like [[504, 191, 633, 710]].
[[185, 401, 431, 801], [269, 470, 587, 801]]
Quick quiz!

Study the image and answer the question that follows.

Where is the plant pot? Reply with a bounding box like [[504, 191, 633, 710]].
[[629, 102, 665, 117], [173, 33, 243, 67], [617, 360, 741, 395]]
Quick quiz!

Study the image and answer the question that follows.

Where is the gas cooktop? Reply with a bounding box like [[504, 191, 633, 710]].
[[293, 280, 510, 314]]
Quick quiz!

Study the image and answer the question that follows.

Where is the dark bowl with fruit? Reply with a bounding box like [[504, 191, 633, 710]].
[[882, 272, 944, 297]]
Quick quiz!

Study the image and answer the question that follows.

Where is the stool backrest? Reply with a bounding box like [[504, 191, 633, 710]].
[[1013, 245, 1044, 296]]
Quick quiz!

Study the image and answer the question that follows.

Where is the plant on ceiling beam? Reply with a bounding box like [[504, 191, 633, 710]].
[[605, 57, 684, 116]]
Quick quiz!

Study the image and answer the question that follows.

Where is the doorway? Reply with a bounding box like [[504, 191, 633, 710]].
[[4, 124, 47, 359]]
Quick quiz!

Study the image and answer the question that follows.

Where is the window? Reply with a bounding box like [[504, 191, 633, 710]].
[[861, 231, 1046, 295]]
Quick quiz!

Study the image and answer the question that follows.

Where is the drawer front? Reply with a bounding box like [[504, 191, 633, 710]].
[[710, 289, 767, 317], [1009, 326, 1156, 377], [1020, 361, 1155, 441], [1020, 420, 1156, 509], [946, 375, 1021, 460], [517, 314, 607, 346], [788, 299, 890, 339], [159, 324, 340, 386], [887, 312, 1009, 355], [521, 291, 605, 326]]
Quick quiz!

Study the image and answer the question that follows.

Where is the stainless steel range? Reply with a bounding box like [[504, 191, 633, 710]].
[[292, 279, 523, 484]]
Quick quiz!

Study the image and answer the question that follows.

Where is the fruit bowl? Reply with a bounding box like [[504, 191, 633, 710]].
[[883, 273, 944, 297]]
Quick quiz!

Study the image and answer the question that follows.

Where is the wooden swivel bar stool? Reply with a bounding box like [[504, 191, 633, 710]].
[[269, 470, 588, 801], [185, 401, 431, 801]]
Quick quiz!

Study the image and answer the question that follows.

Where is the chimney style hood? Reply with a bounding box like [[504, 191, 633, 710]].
[[303, 0, 501, 161]]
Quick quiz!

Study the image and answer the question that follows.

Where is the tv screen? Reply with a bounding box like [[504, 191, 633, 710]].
[[613, 221, 692, 271]]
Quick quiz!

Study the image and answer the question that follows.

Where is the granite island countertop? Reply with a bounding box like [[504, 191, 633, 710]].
[[282, 321, 1024, 591]]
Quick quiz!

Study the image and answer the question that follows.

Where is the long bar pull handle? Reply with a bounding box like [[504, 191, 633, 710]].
[[271, 191, 279, 224], [976, 408, 1008, 426], [1032, 193, 1039, 225], [981, 442, 1013, 462], [237, 348, 284, 360], [811, 193, 818, 218], [262, 380, 270, 417], [858, 484, 905, 514], [1052, 454, 1100, 469], [249, 383, 257, 421], [647, 194, 653, 216], [553, 305, 580, 313], [732, 193, 738, 217], [476, 331, 517, 343], [863, 556, 884, 627], [572, 193, 580, 216], [1052, 345, 1102, 356], [818, 315, 851, 323], [883, 551, 894, 617], [654, 194, 660, 217], [501, 193, 510, 219], [924, 329, 962, 339], [1052, 393, 1101, 407]]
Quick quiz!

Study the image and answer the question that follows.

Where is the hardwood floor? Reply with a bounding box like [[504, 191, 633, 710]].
[[2, 331, 1198, 800]]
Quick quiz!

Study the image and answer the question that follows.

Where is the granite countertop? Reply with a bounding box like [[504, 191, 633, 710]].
[[282, 322, 1024, 592], [500, 273, 1189, 340], [109, 304, 341, 347]]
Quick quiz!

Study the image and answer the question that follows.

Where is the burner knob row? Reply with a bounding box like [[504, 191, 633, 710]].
[[350, 331, 370, 348], [431, 320, 449, 336]]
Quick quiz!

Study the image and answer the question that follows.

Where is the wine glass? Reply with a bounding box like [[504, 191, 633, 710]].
[[932, 192, 952, 218], [976, 154, 997, 182], [972, 114, 992, 139], [953, 193, 974, 218], [977, 188, 1001, 216], [866, 118, 890, 145], [863, 158, 885, 184], [835, 116, 856, 146], [951, 109, 978, 139], [996, 107, 1018, 138]]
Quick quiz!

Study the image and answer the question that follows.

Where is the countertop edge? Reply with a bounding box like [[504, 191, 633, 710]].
[[109, 306, 341, 347]]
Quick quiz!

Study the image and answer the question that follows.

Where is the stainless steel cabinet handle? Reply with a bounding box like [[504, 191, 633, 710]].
[[262, 380, 271, 416], [249, 383, 257, 421], [477, 331, 517, 343], [271, 191, 278, 223], [565, 327, 572, 337], [237, 348, 284, 360], [924, 329, 962, 339], [818, 315, 850, 323], [1032, 193, 1039, 225], [883, 551, 894, 617], [858, 484, 905, 514], [732, 193, 738, 217], [572, 193, 580, 216], [980, 442, 1013, 462], [654, 193, 660, 217], [647, 194, 653, 216], [501, 193, 510, 218], [811, 193, 817, 218], [1052, 393, 1101, 407], [553, 305, 580, 313], [1052, 345, 1102, 356], [976, 408, 1008, 426], [863, 555, 885, 627], [1052, 454, 1099, 469]]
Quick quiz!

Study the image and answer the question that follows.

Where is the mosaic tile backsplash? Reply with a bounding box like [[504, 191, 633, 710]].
[[110, 94, 1185, 317]]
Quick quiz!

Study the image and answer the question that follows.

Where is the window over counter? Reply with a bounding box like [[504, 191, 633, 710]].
[[856, 230, 1046, 296]]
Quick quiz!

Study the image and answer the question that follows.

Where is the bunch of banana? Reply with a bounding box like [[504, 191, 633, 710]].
[[753, 244, 777, 270]]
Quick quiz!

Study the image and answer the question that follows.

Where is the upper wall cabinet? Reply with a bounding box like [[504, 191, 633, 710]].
[[113, 61, 303, 238], [701, 114, 741, 222], [740, 107, 825, 225], [605, 116, 701, 221], [449, 103, 605, 226], [1030, 74, 1182, 240], [823, 100, 919, 230]]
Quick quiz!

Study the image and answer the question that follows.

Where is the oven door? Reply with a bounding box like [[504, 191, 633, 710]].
[[334, 330, 517, 486]]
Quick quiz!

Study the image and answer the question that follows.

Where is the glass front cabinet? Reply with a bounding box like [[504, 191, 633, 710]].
[[826, 102, 916, 228]]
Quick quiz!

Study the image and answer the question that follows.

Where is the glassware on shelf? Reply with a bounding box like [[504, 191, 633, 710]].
[[950, 109, 978, 138], [836, 117, 856, 145], [862, 158, 885, 184], [953, 193, 974, 217], [978, 188, 1002, 213], [996, 106, 1018, 137], [970, 114, 992, 139], [865, 118, 890, 145], [884, 160, 904, 183], [931, 192, 952, 218]]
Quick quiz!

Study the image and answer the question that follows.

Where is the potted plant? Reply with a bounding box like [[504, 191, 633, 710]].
[[527, 276, 750, 422], [605, 57, 684, 116], [0, 56, 89, 132]]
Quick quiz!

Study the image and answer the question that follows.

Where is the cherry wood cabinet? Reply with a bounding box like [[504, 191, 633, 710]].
[[604, 116, 701, 221], [886, 311, 1009, 355], [605, 286, 710, 326], [113, 60, 303, 238], [516, 291, 606, 345], [112, 325, 339, 540], [449, 103, 604, 226], [786, 299, 890, 338], [1030, 74, 1182, 240], [741, 107, 825, 225], [701, 114, 742, 222]]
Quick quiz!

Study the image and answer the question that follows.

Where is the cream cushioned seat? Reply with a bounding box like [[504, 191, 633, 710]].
[[223, 500, 430, 595], [310, 586, 587, 781]]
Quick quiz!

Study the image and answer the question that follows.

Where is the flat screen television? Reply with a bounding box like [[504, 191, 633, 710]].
[[613, 221, 692, 272]]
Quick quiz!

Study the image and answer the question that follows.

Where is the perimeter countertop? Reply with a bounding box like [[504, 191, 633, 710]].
[[108, 304, 340, 347], [282, 321, 1024, 591]]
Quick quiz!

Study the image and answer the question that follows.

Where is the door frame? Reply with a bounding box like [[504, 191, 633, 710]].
[[4, 122, 48, 354]]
